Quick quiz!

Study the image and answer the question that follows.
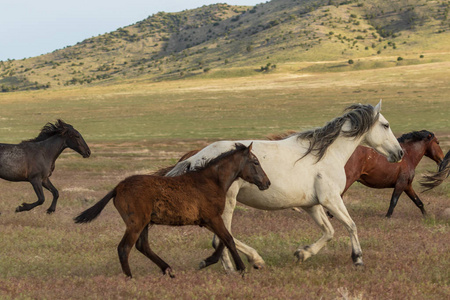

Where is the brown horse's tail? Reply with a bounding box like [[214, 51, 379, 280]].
[[420, 150, 450, 191], [74, 189, 116, 223]]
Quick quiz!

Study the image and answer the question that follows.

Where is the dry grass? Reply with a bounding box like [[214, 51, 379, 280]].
[[0, 145, 448, 299], [0, 61, 449, 299]]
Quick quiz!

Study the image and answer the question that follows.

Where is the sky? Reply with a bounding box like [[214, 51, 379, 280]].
[[0, 0, 263, 61]]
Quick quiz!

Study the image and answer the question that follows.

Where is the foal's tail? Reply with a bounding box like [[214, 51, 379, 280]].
[[74, 189, 116, 223]]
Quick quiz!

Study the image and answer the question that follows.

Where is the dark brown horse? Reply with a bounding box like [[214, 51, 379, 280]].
[[74, 143, 270, 278], [420, 150, 450, 191], [0, 120, 91, 213], [343, 130, 444, 217]]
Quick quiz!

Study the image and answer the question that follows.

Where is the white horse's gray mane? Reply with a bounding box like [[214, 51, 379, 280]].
[[295, 104, 379, 162]]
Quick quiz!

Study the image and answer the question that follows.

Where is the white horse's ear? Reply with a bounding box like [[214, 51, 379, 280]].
[[374, 99, 382, 113]]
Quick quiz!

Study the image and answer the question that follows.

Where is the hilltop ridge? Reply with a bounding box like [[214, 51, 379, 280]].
[[1, 0, 450, 92]]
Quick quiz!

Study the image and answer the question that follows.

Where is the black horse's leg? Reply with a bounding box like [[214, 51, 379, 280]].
[[16, 178, 45, 212], [42, 178, 59, 214], [386, 187, 404, 218], [135, 224, 174, 278], [404, 185, 427, 216]]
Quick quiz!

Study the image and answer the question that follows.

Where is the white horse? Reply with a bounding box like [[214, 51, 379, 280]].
[[166, 101, 403, 270]]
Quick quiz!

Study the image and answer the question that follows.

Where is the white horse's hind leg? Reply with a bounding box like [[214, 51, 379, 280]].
[[295, 205, 334, 262], [320, 196, 363, 266], [212, 184, 265, 270]]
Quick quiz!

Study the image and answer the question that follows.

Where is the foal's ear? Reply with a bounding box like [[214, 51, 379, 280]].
[[248, 142, 253, 152]]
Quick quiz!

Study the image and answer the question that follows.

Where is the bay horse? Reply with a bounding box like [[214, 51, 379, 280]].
[[420, 150, 450, 190], [74, 143, 270, 278], [0, 120, 91, 213], [343, 130, 444, 218], [165, 101, 403, 271]]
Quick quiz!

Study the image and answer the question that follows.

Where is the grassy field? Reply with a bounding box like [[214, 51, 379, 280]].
[[0, 60, 449, 299]]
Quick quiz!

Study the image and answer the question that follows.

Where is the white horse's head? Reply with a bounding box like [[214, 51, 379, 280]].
[[362, 100, 403, 163]]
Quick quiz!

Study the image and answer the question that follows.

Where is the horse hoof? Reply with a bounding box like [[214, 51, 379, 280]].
[[198, 261, 207, 270], [294, 247, 311, 262], [15, 206, 23, 213], [46, 209, 55, 214], [165, 268, 175, 278], [354, 261, 364, 267], [252, 262, 265, 270]]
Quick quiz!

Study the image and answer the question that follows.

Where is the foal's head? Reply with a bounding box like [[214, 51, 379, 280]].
[[237, 143, 271, 191]]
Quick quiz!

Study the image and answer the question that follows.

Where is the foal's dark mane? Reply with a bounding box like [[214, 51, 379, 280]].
[[21, 120, 72, 144], [295, 104, 379, 161], [397, 130, 434, 144], [193, 143, 247, 172]]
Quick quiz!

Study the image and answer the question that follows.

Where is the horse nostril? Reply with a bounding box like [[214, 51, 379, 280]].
[[399, 150, 404, 158]]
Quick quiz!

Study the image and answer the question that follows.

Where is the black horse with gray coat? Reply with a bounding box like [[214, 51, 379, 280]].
[[0, 120, 91, 213]]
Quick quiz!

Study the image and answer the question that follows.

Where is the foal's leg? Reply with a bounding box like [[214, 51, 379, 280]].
[[42, 178, 59, 214], [214, 184, 265, 270], [208, 216, 246, 274], [386, 186, 404, 218], [295, 205, 335, 262], [118, 227, 143, 278], [199, 241, 225, 270], [16, 178, 45, 212], [404, 185, 427, 216], [135, 224, 174, 278]]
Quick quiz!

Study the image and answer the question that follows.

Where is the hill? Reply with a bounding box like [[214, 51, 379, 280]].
[[1, 0, 450, 92]]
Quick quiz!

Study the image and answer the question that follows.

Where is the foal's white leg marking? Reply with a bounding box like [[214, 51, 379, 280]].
[[295, 205, 334, 262]]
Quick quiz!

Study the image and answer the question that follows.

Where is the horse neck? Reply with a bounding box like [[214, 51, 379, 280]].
[[202, 154, 243, 193], [401, 141, 426, 167], [326, 134, 365, 167], [38, 135, 67, 162]]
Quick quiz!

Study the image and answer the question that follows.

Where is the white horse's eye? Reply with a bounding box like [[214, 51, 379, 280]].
[[382, 123, 389, 129]]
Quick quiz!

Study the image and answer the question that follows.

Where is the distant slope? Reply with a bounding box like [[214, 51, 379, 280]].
[[1, 0, 450, 92]]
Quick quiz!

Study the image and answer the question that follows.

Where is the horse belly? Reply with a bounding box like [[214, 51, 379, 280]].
[[236, 181, 316, 210], [150, 193, 202, 226]]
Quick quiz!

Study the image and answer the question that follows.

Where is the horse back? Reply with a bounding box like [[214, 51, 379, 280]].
[[114, 174, 222, 226]]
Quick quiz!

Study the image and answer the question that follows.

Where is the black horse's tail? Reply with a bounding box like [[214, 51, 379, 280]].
[[74, 189, 116, 223]]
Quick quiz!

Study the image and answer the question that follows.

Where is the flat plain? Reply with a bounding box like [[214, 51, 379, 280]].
[[0, 59, 449, 299]]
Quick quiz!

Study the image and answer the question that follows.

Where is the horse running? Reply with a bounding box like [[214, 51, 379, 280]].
[[0, 120, 91, 213], [421, 150, 450, 190], [74, 143, 270, 278], [165, 101, 403, 271], [343, 130, 444, 217]]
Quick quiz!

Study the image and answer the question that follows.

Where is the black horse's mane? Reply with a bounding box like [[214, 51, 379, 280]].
[[397, 130, 434, 144], [21, 120, 73, 144], [193, 143, 248, 172]]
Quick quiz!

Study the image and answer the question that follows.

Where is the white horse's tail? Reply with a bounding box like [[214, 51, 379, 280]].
[[165, 160, 191, 177]]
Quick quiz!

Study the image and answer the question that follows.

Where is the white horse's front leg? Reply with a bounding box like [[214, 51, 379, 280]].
[[295, 205, 334, 262], [320, 195, 363, 266]]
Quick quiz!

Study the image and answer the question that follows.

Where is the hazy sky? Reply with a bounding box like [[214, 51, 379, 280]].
[[1, 0, 262, 61]]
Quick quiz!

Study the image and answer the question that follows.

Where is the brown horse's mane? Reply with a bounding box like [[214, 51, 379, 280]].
[[397, 130, 434, 144], [21, 119, 73, 144]]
